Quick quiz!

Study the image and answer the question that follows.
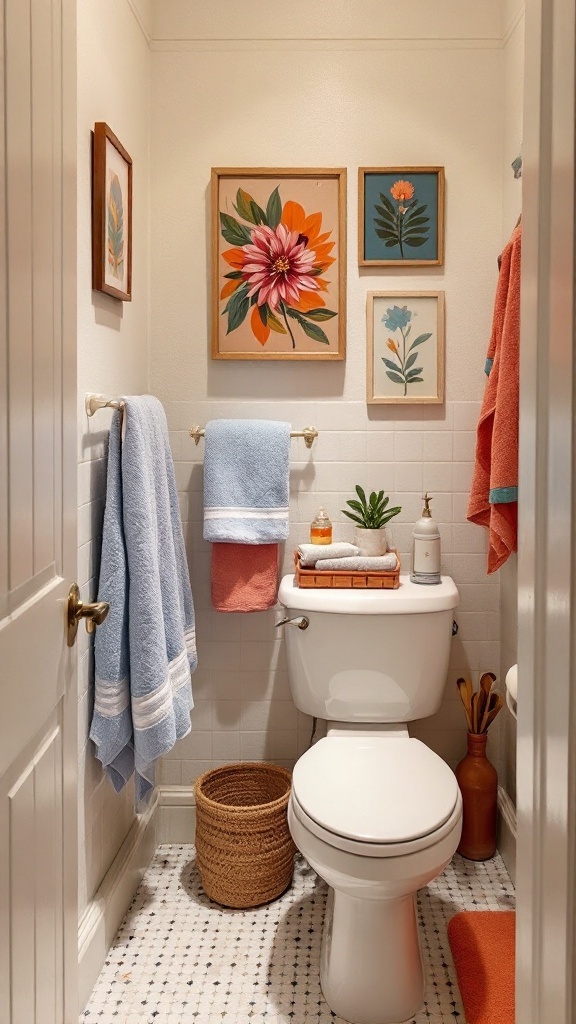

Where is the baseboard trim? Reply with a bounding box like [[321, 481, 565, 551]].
[[78, 791, 159, 1012], [156, 784, 196, 844], [497, 785, 517, 884]]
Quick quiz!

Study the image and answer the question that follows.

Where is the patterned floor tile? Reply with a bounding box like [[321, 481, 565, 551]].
[[81, 844, 515, 1024]]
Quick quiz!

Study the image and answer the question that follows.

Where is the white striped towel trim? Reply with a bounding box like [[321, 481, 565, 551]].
[[93, 677, 129, 719], [131, 649, 192, 731], [204, 506, 289, 520], [94, 648, 192, 728]]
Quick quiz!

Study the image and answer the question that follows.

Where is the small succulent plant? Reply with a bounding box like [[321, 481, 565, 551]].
[[342, 486, 402, 529]]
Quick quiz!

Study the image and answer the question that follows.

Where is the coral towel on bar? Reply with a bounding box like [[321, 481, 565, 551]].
[[467, 224, 521, 573], [90, 397, 197, 809], [203, 419, 290, 612]]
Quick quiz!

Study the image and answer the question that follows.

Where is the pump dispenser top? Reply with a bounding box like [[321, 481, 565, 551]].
[[410, 493, 441, 585]]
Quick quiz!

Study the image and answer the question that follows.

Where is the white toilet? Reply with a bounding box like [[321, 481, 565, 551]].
[[278, 573, 462, 1024]]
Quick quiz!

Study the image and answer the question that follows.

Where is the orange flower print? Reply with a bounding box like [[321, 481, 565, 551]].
[[387, 338, 398, 354], [390, 180, 415, 202], [373, 176, 430, 259]]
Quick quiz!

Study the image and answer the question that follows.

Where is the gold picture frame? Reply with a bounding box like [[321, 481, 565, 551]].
[[211, 167, 346, 360], [367, 291, 445, 405], [359, 167, 445, 267]]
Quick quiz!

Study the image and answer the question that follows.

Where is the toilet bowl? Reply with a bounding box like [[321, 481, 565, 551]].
[[278, 573, 461, 1024], [289, 730, 462, 1024]]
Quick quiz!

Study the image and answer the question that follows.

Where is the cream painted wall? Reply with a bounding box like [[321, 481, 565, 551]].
[[77, 0, 150, 918], [149, 16, 505, 784]]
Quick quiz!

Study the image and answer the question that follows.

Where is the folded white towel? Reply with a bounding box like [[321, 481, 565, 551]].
[[298, 542, 360, 567], [317, 554, 398, 572]]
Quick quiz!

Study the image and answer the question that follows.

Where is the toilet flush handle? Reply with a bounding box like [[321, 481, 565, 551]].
[[275, 615, 309, 630]]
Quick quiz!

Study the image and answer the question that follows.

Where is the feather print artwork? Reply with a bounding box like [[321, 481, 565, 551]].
[[107, 171, 124, 279]]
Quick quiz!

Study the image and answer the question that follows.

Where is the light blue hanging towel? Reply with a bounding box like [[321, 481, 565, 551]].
[[203, 419, 291, 544], [90, 396, 197, 809]]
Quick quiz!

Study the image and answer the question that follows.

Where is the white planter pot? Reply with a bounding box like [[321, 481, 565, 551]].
[[353, 526, 388, 556]]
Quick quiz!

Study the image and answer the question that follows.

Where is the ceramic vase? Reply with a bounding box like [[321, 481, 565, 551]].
[[455, 732, 498, 860], [354, 526, 388, 556]]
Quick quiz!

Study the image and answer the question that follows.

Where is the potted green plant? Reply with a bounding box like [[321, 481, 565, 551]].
[[341, 486, 402, 556]]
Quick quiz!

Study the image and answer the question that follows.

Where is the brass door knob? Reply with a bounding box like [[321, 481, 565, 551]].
[[67, 584, 110, 647]]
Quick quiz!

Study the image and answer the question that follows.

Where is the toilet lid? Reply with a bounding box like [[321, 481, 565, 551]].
[[292, 736, 460, 844]]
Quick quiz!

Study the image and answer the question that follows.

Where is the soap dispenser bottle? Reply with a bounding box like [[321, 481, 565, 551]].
[[411, 493, 441, 585]]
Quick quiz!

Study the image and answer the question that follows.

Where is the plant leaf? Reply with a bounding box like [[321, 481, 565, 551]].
[[405, 351, 419, 371], [220, 212, 252, 246], [224, 270, 243, 280], [346, 499, 365, 513], [303, 308, 337, 322], [381, 506, 402, 523], [403, 203, 427, 221], [267, 308, 287, 334], [404, 216, 430, 229], [404, 237, 428, 247], [408, 332, 432, 351], [378, 192, 397, 217], [355, 485, 367, 507], [406, 367, 424, 379], [299, 319, 330, 344], [374, 205, 396, 225], [406, 377, 424, 383], [382, 357, 402, 373], [233, 188, 265, 226], [374, 226, 399, 241], [266, 186, 282, 229], [385, 238, 399, 247], [386, 370, 406, 384], [342, 509, 366, 526], [225, 285, 250, 333]]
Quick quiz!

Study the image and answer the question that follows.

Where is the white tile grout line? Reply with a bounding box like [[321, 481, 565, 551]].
[[81, 846, 515, 1023]]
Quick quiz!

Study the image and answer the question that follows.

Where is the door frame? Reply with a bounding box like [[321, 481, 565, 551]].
[[62, 0, 78, 1018], [516, 0, 576, 1019]]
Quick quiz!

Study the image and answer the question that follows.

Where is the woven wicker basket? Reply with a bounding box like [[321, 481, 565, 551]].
[[194, 762, 296, 909]]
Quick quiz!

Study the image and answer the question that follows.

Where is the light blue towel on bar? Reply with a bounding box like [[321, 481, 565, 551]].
[[90, 396, 197, 810], [203, 419, 291, 544]]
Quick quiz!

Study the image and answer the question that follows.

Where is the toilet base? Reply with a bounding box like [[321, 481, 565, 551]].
[[320, 887, 424, 1024]]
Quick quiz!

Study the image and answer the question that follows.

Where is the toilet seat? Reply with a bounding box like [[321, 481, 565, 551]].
[[291, 735, 461, 858]]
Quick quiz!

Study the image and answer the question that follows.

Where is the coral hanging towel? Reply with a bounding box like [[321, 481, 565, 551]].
[[467, 224, 521, 573]]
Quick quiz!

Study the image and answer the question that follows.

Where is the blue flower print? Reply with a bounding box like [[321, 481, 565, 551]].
[[382, 305, 412, 332]]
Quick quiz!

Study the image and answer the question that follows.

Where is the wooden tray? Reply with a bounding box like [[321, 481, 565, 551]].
[[294, 550, 401, 589]]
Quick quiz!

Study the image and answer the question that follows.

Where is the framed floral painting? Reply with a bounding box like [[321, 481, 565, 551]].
[[211, 168, 346, 359], [92, 122, 132, 301], [367, 291, 445, 405], [358, 167, 444, 267]]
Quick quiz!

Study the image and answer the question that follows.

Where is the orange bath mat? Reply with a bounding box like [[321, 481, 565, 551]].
[[447, 911, 515, 1024]]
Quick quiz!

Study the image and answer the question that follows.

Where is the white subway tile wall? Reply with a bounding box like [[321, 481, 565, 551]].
[[158, 398, 501, 786]]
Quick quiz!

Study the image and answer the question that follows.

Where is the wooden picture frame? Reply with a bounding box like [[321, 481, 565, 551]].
[[358, 167, 445, 267], [211, 167, 346, 360], [367, 291, 445, 405], [92, 122, 132, 301]]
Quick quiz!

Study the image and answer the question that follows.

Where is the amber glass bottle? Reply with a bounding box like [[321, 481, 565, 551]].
[[310, 507, 332, 545]]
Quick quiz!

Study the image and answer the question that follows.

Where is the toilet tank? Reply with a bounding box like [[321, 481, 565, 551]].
[[278, 574, 459, 723]]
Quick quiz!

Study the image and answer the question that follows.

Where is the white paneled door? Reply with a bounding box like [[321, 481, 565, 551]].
[[0, 1, 77, 1022]]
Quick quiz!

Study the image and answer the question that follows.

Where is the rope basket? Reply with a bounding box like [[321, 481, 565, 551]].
[[194, 762, 296, 909]]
